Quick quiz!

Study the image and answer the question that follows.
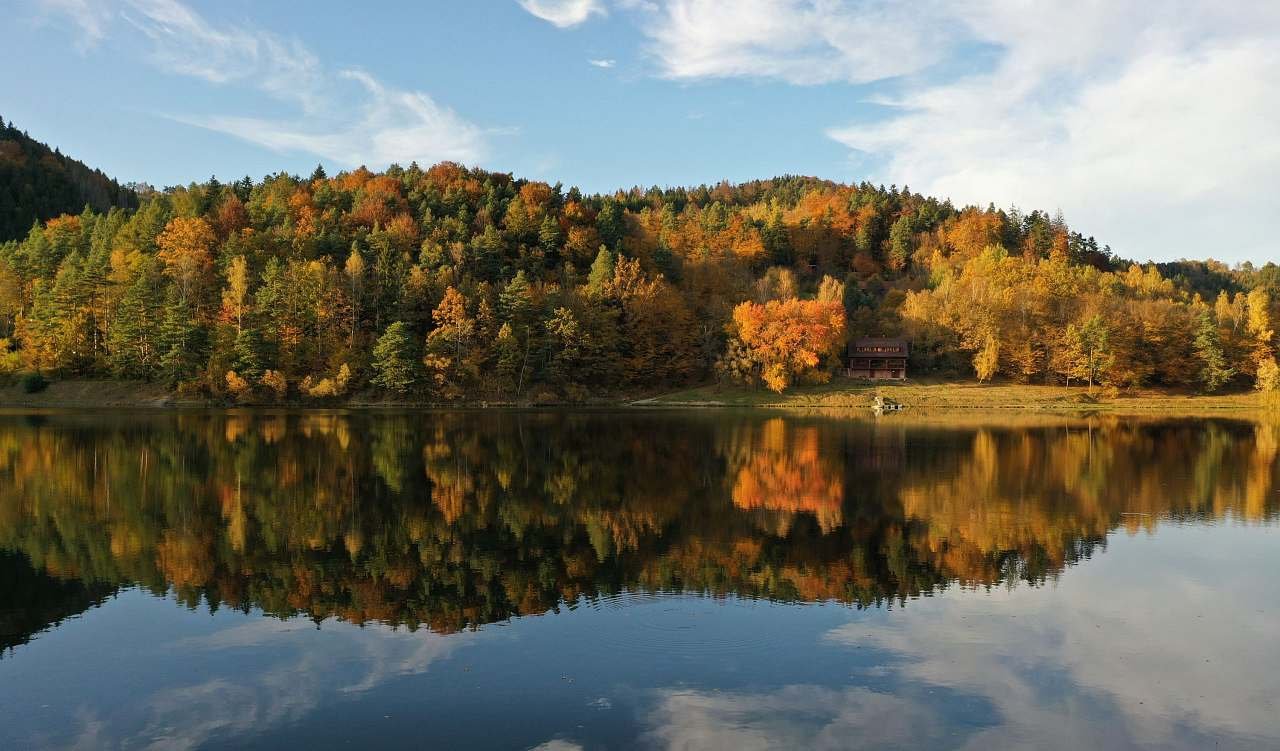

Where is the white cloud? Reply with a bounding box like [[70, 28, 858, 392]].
[[826, 1, 1280, 262], [638, 0, 950, 85], [518, 0, 607, 28], [588, 58, 617, 68], [822, 528, 1280, 748], [617, 0, 1280, 262], [183, 70, 488, 168], [643, 685, 947, 750], [39, 0, 490, 170]]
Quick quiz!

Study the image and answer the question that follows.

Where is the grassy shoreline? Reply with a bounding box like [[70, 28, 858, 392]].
[[633, 378, 1270, 414], [0, 377, 1270, 414]]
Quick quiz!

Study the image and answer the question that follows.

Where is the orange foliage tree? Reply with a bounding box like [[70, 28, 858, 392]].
[[726, 298, 846, 392], [155, 216, 216, 306]]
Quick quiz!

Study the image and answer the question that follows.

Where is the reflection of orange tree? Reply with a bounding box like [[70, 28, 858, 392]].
[[0, 413, 1275, 639], [725, 419, 844, 533]]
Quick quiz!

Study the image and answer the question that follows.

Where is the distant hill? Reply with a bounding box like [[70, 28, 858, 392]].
[[0, 118, 138, 241]]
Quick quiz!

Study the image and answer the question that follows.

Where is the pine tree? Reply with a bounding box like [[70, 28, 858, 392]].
[[538, 214, 562, 254], [495, 322, 521, 396], [108, 261, 164, 378], [888, 215, 915, 270], [595, 199, 623, 250], [470, 223, 505, 282], [498, 271, 535, 332], [763, 210, 791, 266], [653, 242, 680, 282], [232, 325, 266, 380], [371, 321, 419, 394], [587, 248, 614, 295], [158, 289, 202, 386]]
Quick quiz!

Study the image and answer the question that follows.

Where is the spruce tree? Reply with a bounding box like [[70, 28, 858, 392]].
[[595, 199, 623, 250], [371, 322, 419, 394], [538, 214, 562, 255], [763, 210, 791, 266], [108, 262, 164, 378], [587, 248, 614, 294], [158, 289, 202, 386]]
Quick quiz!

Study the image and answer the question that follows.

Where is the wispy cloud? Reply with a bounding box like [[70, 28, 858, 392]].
[[38, 0, 490, 168], [588, 58, 616, 68], [121, 0, 325, 113], [178, 70, 488, 168], [68, 615, 476, 750], [33, 0, 112, 51], [517, 0, 607, 28]]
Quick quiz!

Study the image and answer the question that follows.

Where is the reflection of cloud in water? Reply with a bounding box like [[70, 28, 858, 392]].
[[526, 740, 585, 751], [823, 528, 1280, 750], [71, 617, 473, 751], [643, 685, 946, 750]]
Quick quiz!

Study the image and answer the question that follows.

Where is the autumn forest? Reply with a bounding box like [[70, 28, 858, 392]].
[[1, 121, 1278, 401]]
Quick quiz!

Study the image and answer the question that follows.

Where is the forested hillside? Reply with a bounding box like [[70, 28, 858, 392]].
[[0, 156, 1276, 402], [0, 118, 138, 241]]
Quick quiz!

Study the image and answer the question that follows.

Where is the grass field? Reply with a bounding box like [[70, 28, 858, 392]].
[[635, 377, 1272, 414], [0, 376, 1271, 414]]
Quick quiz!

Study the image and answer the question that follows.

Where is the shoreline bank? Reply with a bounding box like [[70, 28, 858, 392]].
[[0, 378, 1270, 415]]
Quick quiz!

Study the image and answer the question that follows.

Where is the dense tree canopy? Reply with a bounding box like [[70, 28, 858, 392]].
[[0, 118, 138, 242], [0, 153, 1277, 399]]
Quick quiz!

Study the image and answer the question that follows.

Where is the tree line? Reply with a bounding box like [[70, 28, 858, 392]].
[[0, 149, 1277, 400]]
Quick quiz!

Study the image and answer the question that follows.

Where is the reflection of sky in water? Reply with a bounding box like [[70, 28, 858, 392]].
[[1, 523, 1276, 750]]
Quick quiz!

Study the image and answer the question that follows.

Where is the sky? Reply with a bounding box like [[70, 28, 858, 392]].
[[2, 0, 1278, 264]]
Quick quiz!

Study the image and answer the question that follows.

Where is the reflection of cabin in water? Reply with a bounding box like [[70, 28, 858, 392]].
[[846, 338, 909, 380]]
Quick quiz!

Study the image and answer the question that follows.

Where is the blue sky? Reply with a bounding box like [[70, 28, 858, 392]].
[[3, 0, 1279, 264]]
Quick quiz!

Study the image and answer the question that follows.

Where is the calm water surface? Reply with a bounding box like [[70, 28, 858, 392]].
[[0, 410, 1277, 750]]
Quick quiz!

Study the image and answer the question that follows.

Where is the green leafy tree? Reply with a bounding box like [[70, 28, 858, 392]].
[[544, 306, 584, 388], [1193, 310, 1234, 393], [1063, 315, 1112, 391]]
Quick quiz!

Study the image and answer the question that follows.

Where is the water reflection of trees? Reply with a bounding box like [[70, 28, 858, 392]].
[[0, 412, 1275, 643]]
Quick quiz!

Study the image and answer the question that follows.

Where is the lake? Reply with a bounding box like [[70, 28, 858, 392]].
[[0, 410, 1276, 750]]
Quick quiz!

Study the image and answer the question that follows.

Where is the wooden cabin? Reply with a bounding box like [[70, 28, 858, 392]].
[[846, 338, 909, 381]]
